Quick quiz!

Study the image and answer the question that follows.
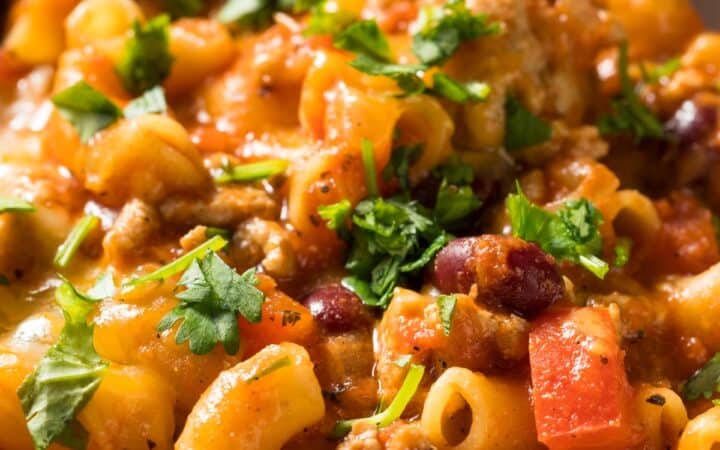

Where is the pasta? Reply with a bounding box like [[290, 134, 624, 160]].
[[0, 0, 719, 449]]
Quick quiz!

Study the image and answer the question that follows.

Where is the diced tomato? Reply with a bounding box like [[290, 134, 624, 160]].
[[238, 275, 320, 357], [529, 308, 638, 450]]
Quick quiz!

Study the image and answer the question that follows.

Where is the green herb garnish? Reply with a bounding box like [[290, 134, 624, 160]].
[[506, 183, 609, 278], [123, 235, 227, 289], [116, 15, 174, 95], [598, 42, 665, 141], [18, 280, 108, 450], [430, 73, 490, 103], [437, 294, 456, 336], [51, 82, 123, 143], [214, 159, 289, 184], [412, 0, 500, 66], [683, 353, 720, 401], [164, 0, 203, 17], [157, 252, 265, 355], [613, 237, 632, 268], [54, 215, 100, 269], [504, 96, 552, 151], [640, 57, 681, 84], [0, 197, 35, 213], [382, 144, 423, 191], [361, 138, 380, 197], [123, 86, 167, 119], [332, 364, 425, 438]]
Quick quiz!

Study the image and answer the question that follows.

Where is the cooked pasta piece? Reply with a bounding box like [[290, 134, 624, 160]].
[[634, 385, 688, 450], [63, 0, 143, 51], [176, 343, 325, 450], [420, 367, 538, 450], [678, 406, 720, 450]]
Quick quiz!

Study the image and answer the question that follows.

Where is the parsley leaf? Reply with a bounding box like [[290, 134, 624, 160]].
[[51, 82, 123, 143], [304, 1, 356, 36], [213, 159, 289, 184], [163, 0, 203, 17], [318, 199, 352, 237], [437, 294, 456, 336], [598, 42, 665, 141], [683, 353, 720, 401], [504, 96, 552, 151], [334, 20, 393, 62], [506, 183, 609, 278], [332, 363, 425, 438], [0, 197, 35, 213], [54, 215, 100, 269], [431, 157, 481, 226], [412, 0, 500, 66], [430, 73, 490, 103], [116, 15, 174, 95], [361, 138, 380, 197], [157, 252, 265, 355], [613, 237, 632, 268], [18, 280, 108, 450], [123, 86, 167, 119]]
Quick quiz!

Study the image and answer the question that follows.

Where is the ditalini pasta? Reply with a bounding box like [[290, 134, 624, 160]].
[[0, 0, 720, 449]]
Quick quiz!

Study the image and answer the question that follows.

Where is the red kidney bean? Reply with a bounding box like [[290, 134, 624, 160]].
[[432, 235, 565, 318], [302, 285, 374, 333], [665, 100, 717, 146]]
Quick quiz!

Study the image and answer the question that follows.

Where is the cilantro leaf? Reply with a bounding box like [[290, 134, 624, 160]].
[[349, 54, 427, 96], [157, 252, 265, 355], [217, 0, 275, 27], [332, 363, 425, 438], [613, 237, 632, 268], [18, 280, 107, 450], [213, 159, 289, 184], [116, 15, 174, 95], [430, 73, 490, 103], [431, 156, 481, 226], [437, 294, 456, 336], [163, 0, 203, 17], [412, 0, 500, 66], [51, 82, 123, 143], [334, 20, 393, 63], [0, 197, 35, 213], [506, 183, 609, 278], [683, 353, 720, 401], [304, 1, 356, 36], [361, 139, 380, 197], [504, 96, 552, 151], [382, 144, 422, 191], [318, 199, 352, 236], [54, 215, 100, 269], [123, 86, 167, 119], [598, 42, 665, 141]]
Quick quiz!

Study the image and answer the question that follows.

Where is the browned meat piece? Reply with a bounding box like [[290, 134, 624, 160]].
[[229, 218, 297, 279], [103, 198, 160, 263]]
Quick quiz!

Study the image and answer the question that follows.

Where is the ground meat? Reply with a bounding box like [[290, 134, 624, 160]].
[[103, 199, 160, 263], [229, 218, 297, 279], [338, 422, 435, 450], [645, 191, 720, 276], [338, 422, 382, 450], [159, 186, 279, 229]]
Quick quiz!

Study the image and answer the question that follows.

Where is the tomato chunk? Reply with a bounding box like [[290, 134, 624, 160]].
[[529, 308, 637, 450]]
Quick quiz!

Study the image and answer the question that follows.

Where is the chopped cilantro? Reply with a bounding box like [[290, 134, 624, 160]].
[[332, 363, 425, 438], [123, 235, 227, 289], [318, 199, 352, 236], [0, 197, 35, 213], [157, 252, 265, 355], [382, 144, 423, 191], [245, 356, 292, 383], [431, 156, 481, 226], [51, 81, 123, 143], [205, 226, 232, 240], [613, 237, 632, 268], [54, 215, 100, 269], [116, 15, 174, 95], [683, 353, 720, 401], [506, 183, 609, 278], [349, 54, 426, 96], [18, 280, 108, 450], [437, 294, 456, 336], [361, 139, 380, 197], [123, 86, 167, 119], [504, 96, 552, 151], [304, 1, 356, 36], [164, 0, 203, 17], [430, 73, 490, 103], [640, 57, 681, 84], [334, 20, 393, 62], [412, 0, 500, 66], [213, 159, 289, 184], [598, 42, 665, 141]]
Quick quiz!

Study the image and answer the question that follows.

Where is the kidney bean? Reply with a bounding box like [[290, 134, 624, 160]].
[[302, 285, 374, 333], [432, 235, 565, 318], [665, 100, 717, 146]]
